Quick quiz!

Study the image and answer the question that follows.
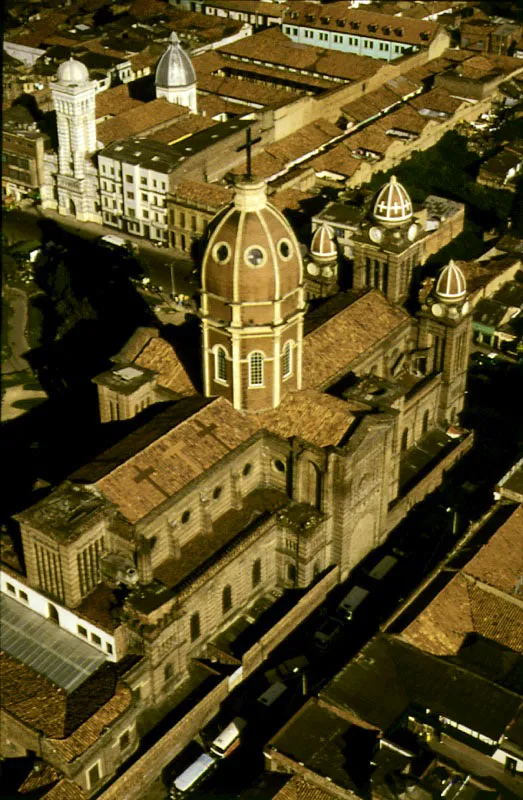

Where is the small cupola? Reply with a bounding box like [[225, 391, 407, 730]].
[[372, 175, 413, 226]]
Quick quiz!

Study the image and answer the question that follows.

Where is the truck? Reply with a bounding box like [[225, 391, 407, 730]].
[[335, 585, 370, 621], [209, 717, 246, 758]]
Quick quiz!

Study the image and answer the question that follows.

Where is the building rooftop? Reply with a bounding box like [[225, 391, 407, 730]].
[[268, 697, 378, 793], [15, 482, 110, 542], [321, 634, 522, 742], [303, 290, 410, 390], [1, 594, 106, 692], [498, 459, 523, 503], [463, 504, 523, 598]]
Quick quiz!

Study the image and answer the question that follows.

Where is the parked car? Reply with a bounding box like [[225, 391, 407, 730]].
[[265, 655, 309, 684], [313, 617, 344, 649], [334, 586, 370, 622], [256, 681, 288, 707]]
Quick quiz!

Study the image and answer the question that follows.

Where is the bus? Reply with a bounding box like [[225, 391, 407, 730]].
[[209, 717, 246, 758], [170, 753, 216, 797]]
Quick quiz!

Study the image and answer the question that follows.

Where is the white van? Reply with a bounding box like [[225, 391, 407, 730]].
[[170, 752, 216, 796], [257, 681, 287, 707], [368, 555, 398, 581], [209, 717, 246, 758], [336, 585, 369, 621], [99, 234, 127, 249]]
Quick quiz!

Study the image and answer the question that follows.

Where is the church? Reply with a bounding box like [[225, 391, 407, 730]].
[[1, 167, 474, 792]]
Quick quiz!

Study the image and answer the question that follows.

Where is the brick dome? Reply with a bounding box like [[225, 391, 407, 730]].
[[435, 259, 467, 304], [310, 223, 337, 263], [202, 179, 303, 321], [373, 175, 413, 226]]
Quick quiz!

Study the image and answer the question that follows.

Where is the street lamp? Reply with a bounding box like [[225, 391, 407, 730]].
[[446, 507, 459, 535]]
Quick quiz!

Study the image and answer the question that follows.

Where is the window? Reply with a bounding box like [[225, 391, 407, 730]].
[[273, 459, 286, 473], [287, 564, 296, 582], [252, 558, 261, 588], [88, 763, 101, 789], [212, 242, 231, 264], [242, 463, 252, 476], [249, 352, 264, 386], [180, 212, 185, 227], [120, 731, 130, 750], [181, 510, 191, 524], [141, 193, 147, 201], [190, 612, 200, 642], [106, 642, 113, 655], [222, 585, 232, 614], [143, 210, 149, 219], [282, 341, 292, 379], [91, 633, 102, 646], [19, 590, 28, 603], [213, 486, 222, 500], [214, 346, 227, 383], [141, 177, 147, 185], [422, 409, 430, 435], [6, 582, 15, 594], [125, 175, 133, 183], [164, 662, 173, 682], [245, 245, 266, 268], [278, 238, 292, 260], [191, 216, 197, 232], [48, 604, 59, 624], [401, 428, 409, 452], [126, 191, 134, 200]]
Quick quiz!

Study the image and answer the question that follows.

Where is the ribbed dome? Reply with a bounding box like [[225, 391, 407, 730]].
[[202, 179, 303, 310], [56, 57, 89, 85], [310, 223, 337, 263], [435, 259, 467, 304], [373, 175, 413, 226], [155, 32, 196, 89]]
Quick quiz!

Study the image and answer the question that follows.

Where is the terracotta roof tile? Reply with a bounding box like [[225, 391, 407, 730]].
[[146, 115, 215, 144], [258, 390, 356, 448], [113, 327, 160, 363], [47, 684, 132, 762], [96, 99, 189, 145], [342, 86, 400, 122], [40, 780, 87, 800], [464, 504, 523, 596], [19, 762, 61, 794], [94, 397, 260, 523], [134, 338, 196, 396], [197, 73, 294, 108], [282, 2, 441, 47], [383, 104, 432, 134], [273, 775, 339, 800], [196, 93, 253, 119], [95, 84, 144, 121], [302, 290, 409, 390], [270, 187, 317, 213], [172, 180, 234, 209], [409, 86, 463, 114], [308, 142, 364, 179]]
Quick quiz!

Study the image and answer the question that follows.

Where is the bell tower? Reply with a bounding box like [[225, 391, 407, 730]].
[[305, 223, 339, 299], [418, 260, 472, 424], [200, 178, 306, 413]]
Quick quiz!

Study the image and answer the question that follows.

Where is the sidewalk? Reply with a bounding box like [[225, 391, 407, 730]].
[[25, 203, 191, 261]]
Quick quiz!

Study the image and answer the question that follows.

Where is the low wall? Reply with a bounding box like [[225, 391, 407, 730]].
[[385, 432, 475, 535]]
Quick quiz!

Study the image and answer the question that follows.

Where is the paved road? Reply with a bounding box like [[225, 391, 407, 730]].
[[2, 287, 30, 375], [3, 207, 197, 295]]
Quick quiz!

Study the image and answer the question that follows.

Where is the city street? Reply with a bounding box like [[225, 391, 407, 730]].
[[2, 208, 198, 297]]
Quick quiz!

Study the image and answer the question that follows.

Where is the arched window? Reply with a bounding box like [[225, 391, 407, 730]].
[[214, 346, 227, 383], [48, 603, 59, 625], [422, 409, 430, 434], [222, 585, 232, 614], [252, 558, 261, 588], [190, 612, 200, 642], [282, 341, 293, 379], [401, 428, 409, 452], [249, 352, 264, 386]]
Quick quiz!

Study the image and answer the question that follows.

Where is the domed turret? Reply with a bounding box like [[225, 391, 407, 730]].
[[201, 178, 305, 412], [310, 223, 337, 264], [155, 32, 197, 112], [56, 57, 90, 85], [373, 175, 413, 226], [434, 259, 467, 304]]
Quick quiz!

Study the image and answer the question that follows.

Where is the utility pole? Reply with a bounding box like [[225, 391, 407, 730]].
[[170, 263, 176, 299]]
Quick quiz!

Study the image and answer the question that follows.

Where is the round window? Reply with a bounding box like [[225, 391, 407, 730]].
[[273, 459, 286, 473], [278, 239, 293, 260], [244, 246, 266, 269], [212, 241, 231, 264]]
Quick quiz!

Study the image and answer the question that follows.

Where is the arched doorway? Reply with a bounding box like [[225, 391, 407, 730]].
[[48, 603, 59, 625]]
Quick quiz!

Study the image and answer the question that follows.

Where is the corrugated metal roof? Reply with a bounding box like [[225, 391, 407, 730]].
[[0, 594, 105, 693]]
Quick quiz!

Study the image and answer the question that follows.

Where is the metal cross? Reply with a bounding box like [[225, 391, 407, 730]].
[[236, 127, 261, 180]]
